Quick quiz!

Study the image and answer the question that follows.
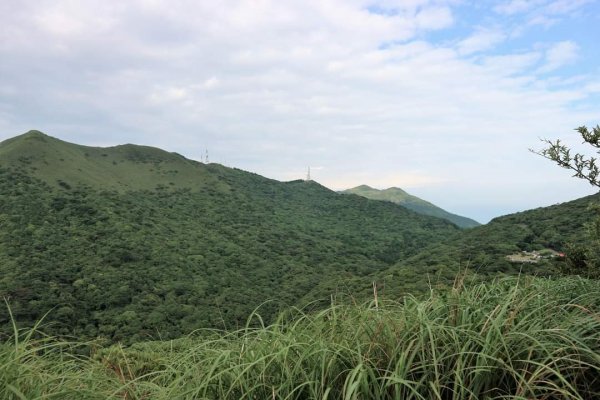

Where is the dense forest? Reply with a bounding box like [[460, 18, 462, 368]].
[[0, 131, 462, 342], [0, 131, 597, 344]]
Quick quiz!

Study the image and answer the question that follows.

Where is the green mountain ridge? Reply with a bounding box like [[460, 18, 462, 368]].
[[341, 184, 480, 228], [0, 130, 597, 344], [0, 130, 461, 342]]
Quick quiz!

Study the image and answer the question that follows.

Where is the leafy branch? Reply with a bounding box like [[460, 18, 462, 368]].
[[532, 125, 600, 188], [533, 124, 600, 279]]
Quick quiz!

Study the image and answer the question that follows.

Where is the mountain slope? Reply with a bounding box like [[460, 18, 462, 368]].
[[0, 131, 461, 342], [342, 185, 480, 228]]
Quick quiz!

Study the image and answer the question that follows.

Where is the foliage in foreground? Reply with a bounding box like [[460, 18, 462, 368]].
[[2, 276, 600, 399]]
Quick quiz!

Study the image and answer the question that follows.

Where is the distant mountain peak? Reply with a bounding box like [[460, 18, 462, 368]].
[[382, 187, 408, 194], [342, 184, 480, 228], [354, 184, 374, 190]]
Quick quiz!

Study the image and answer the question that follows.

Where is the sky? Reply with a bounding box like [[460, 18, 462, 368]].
[[1, 0, 599, 223]]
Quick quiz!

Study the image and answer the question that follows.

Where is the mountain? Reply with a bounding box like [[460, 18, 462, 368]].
[[341, 185, 480, 228], [0, 131, 461, 342]]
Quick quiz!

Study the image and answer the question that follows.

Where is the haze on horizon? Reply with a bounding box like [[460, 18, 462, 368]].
[[1, 0, 599, 223]]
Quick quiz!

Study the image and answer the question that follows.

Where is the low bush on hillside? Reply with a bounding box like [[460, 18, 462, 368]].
[[2, 276, 600, 399]]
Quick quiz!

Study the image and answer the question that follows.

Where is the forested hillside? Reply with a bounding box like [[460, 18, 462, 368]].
[[1, 131, 598, 344], [304, 191, 600, 301], [0, 131, 460, 342]]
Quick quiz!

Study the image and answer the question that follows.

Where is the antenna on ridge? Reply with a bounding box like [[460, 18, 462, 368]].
[[305, 166, 311, 181], [205, 149, 209, 164]]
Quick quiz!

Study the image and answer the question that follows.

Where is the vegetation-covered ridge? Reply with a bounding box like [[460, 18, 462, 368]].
[[1, 130, 598, 345], [2, 277, 600, 399], [342, 184, 480, 228], [0, 131, 461, 342]]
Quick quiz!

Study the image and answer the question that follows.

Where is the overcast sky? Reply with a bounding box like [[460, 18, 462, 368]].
[[1, 0, 599, 222]]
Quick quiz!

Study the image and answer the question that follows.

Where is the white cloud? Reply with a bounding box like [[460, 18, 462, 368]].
[[494, 0, 592, 27], [538, 41, 579, 73], [201, 77, 220, 90], [494, 0, 590, 15], [494, 0, 544, 15], [415, 6, 454, 30], [545, 0, 592, 14], [0, 0, 597, 222], [147, 86, 189, 105], [526, 14, 560, 27], [457, 28, 507, 55], [481, 52, 542, 76], [584, 81, 600, 93]]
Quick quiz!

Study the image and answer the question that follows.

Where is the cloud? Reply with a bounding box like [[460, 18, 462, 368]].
[[525, 14, 560, 27], [415, 6, 454, 30], [0, 0, 598, 222], [545, 0, 592, 14], [494, 0, 592, 27], [584, 81, 600, 94], [457, 28, 507, 56], [494, 0, 545, 15], [537, 41, 579, 73], [494, 0, 590, 15], [201, 77, 220, 90], [480, 52, 542, 76]]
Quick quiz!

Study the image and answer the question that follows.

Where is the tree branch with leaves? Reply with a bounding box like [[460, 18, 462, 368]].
[[533, 125, 600, 187], [533, 124, 600, 279]]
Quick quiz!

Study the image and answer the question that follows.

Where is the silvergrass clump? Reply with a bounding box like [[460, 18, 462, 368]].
[[0, 304, 120, 399], [2, 276, 600, 399]]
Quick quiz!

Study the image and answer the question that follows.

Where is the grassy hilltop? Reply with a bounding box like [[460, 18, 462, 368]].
[[0, 130, 225, 191]]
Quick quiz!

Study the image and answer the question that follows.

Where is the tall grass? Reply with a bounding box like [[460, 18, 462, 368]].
[[2, 276, 600, 399], [0, 304, 120, 399]]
